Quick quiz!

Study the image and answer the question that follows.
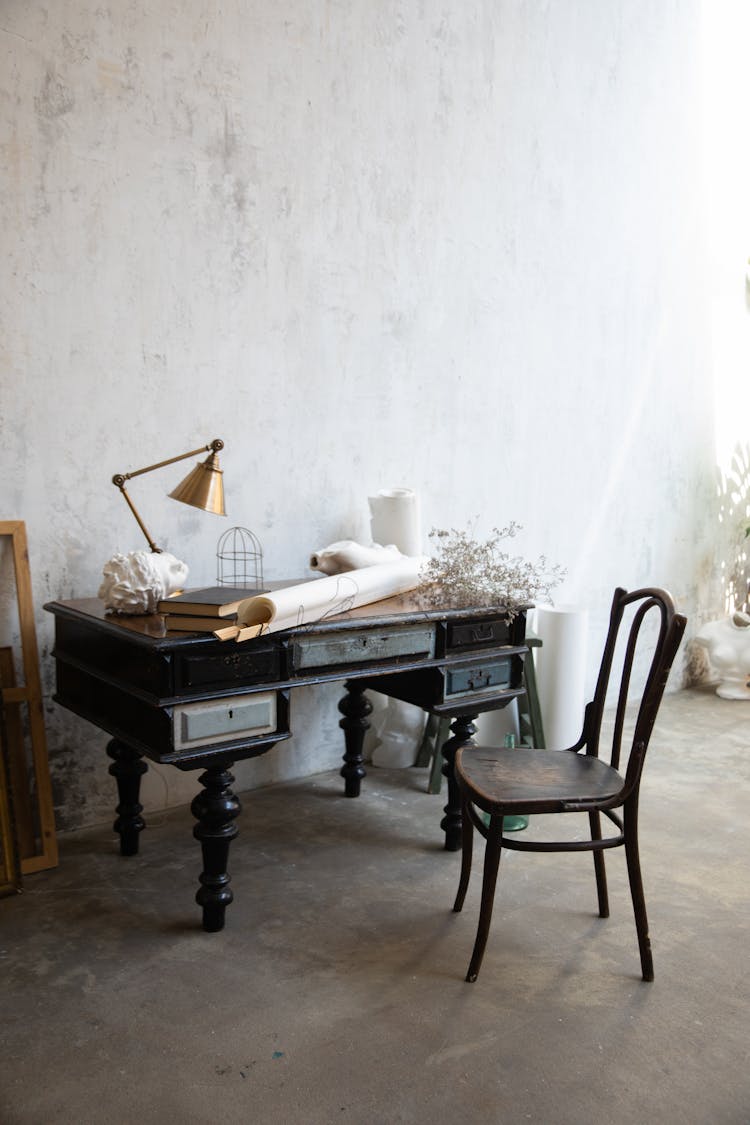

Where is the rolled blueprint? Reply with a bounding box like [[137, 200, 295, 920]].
[[532, 604, 588, 750], [309, 540, 402, 575], [368, 489, 422, 557], [235, 557, 426, 639]]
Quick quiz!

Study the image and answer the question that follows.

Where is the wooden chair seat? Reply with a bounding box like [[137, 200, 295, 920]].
[[456, 746, 623, 816]]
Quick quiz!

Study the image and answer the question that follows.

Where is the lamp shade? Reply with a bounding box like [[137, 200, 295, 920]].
[[169, 451, 226, 516]]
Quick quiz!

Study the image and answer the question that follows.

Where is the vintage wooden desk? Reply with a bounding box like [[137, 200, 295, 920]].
[[45, 592, 528, 931]]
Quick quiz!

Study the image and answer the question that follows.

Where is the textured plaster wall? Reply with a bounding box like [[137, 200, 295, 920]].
[[1, 2, 717, 832]]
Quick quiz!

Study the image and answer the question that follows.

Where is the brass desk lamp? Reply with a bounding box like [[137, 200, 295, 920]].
[[112, 438, 226, 553]]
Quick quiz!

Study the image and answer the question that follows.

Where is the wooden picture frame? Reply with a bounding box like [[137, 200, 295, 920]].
[[0, 692, 22, 895], [0, 520, 57, 873]]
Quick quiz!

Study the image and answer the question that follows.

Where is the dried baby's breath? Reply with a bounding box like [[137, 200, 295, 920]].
[[418, 522, 565, 617]]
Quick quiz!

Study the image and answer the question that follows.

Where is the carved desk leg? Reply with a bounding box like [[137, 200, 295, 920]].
[[338, 680, 372, 798], [106, 739, 147, 856], [191, 764, 240, 932], [440, 715, 477, 852]]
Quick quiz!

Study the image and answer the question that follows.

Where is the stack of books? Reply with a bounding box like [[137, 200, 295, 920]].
[[157, 586, 263, 636]]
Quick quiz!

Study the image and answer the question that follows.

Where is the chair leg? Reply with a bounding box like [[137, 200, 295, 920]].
[[588, 810, 609, 918], [465, 815, 503, 983], [623, 797, 653, 982], [453, 791, 473, 914]]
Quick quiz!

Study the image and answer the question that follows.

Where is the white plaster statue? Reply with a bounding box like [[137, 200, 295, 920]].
[[98, 551, 189, 615], [694, 611, 750, 700], [309, 539, 402, 575]]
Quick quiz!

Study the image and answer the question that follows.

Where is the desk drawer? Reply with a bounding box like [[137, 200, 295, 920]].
[[175, 642, 280, 694], [444, 657, 515, 700], [172, 692, 277, 751], [447, 615, 523, 651], [291, 625, 435, 672]]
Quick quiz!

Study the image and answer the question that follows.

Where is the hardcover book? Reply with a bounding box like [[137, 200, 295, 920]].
[[162, 614, 240, 633], [157, 586, 263, 618]]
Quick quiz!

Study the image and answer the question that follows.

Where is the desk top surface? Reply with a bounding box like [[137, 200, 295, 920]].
[[45, 589, 525, 651]]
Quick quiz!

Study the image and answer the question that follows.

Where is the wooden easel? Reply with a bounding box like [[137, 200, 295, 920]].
[[0, 520, 57, 873]]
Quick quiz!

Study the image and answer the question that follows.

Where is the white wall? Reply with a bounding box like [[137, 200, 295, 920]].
[[1, 1, 719, 830]]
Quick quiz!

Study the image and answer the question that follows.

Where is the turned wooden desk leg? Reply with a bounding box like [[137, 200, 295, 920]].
[[191, 764, 240, 932], [106, 739, 147, 856], [338, 680, 372, 798], [440, 715, 477, 852]]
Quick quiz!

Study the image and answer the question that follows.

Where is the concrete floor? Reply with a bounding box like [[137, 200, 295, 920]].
[[1, 687, 748, 1125]]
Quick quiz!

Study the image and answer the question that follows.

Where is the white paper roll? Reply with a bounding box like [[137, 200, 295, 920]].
[[368, 489, 422, 557], [475, 700, 519, 747], [236, 557, 426, 637], [309, 540, 402, 574], [370, 697, 426, 768], [532, 605, 588, 750]]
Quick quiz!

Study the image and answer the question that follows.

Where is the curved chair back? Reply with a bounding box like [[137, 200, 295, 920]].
[[583, 588, 687, 783]]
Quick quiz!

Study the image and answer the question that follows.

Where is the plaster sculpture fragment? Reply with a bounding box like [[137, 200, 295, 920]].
[[694, 611, 750, 699], [98, 551, 188, 614]]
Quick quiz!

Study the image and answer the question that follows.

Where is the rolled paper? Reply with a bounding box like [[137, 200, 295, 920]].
[[532, 604, 589, 750], [368, 488, 422, 557], [309, 540, 402, 574], [234, 557, 427, 639]]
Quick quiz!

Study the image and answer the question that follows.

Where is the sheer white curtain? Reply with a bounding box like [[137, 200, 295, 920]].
[[701, 0, 750, 472], [702, 1, 750, 611]]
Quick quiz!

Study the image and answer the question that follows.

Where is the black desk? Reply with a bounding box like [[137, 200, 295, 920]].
[[45, 592, 527, 930]]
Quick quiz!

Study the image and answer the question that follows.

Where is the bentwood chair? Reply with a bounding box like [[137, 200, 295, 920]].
[[452, 587, 686, 983]]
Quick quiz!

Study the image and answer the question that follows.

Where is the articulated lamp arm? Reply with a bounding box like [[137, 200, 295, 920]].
[[112, 438, 225, 553]]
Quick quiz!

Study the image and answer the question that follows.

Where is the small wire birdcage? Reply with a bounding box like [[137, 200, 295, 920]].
[[216, 527, 264, 589]]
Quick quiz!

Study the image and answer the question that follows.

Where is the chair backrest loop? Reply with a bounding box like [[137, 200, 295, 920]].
[[584, 588, 686, 780]]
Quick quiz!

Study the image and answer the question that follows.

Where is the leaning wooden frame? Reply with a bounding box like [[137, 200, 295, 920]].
[[0, 692, 22, 894], [0, 520, 57, 874]]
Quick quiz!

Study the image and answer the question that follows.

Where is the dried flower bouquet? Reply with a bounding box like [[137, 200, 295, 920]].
[[418, 522, 565, 618]]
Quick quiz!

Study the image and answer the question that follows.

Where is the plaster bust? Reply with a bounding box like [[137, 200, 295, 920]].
[[694, 611, 750, 700], [98, 550, 189, 615]]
